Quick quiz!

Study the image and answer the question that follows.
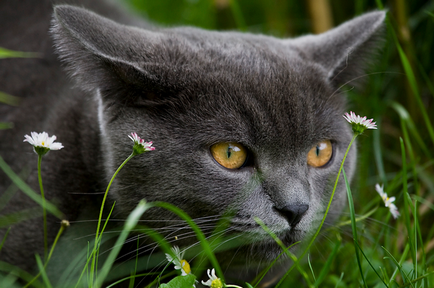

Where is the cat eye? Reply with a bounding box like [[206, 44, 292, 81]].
[[211, 142, 248, 169], [307, 140, 333, 168]]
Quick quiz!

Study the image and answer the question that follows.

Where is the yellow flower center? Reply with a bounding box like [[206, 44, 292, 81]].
[[41, 141, 45, 146], [181, 259, 191, 274], [211, 278, 223, 288]]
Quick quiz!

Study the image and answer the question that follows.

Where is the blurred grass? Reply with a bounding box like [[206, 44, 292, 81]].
[[122, 0, 434, 287], [0, 47, 39, 59]]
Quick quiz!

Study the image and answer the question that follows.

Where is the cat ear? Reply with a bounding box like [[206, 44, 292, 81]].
[[51, 5, 173, 105], [291, 11, 386, 88]]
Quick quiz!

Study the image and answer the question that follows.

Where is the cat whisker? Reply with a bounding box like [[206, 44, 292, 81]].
[[100, 224, 231, 261], [66, 191, 107, 195], [68, 214, 225, 225], [325, 211, 397, 230], [184, 230, 243, 263]]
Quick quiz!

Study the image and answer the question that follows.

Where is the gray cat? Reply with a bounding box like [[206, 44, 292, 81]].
[[0, 0, 385, 286]]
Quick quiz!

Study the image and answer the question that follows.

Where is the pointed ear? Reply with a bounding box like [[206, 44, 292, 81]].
[[51, 5, 176, 105], [291, 11, 386, 88]]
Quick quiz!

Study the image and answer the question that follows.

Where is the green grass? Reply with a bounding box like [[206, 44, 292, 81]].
[[1, 0, 434, 287]]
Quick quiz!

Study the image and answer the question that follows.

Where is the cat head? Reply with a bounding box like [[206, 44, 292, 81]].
[[51, 5, 384, 268]]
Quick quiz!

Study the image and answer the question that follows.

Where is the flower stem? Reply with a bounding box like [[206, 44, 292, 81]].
[[90, 152, 135, 282], [94, 152, 134, 244], [24, 220, 69, 288], [276, 134, 358, 287], [37, 154, 48, 261]]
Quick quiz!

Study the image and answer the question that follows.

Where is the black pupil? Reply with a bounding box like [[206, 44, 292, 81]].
[[316, 145, 320, 156], [227, 146, 233, 158]]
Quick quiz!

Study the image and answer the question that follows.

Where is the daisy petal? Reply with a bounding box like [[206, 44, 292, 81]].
[[343, 111, 377, 135], [129, 132, 155, 155], [375, 183, 400, 219], [23, 132, 63, 156]]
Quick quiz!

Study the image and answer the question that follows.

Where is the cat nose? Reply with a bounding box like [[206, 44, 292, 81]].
[[275, 204, 309, 227]]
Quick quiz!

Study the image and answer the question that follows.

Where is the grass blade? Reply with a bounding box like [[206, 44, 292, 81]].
[[313, 239, 340, 287], [35, 255, 52, 288], [382, 246, 414, 287], [386, 15, 434, 146], [0, 91, 21, 106], [398, 271, 434, 288], [0, 261, 45, 288], [251, 248, 290, 287], [95, 200, 151, 287], [255, 217, 312, 287], [391, 102, 431, 158], [334, 272, 344, 288], [400, 138, 417, 273], [152, 201, 224, 283], [0, 156, 63, 218], [343, 168, 367, 287], [0, 207, 42, 229], [0, 227, 10, 253], [0, 122, 14, 130], [308, 254, 316, 283], [228, 0, 247, 31], [0, 47, 40, 58], [354, 241, 389, 287]]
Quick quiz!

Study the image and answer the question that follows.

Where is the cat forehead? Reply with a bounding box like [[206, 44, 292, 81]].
[[137, 28, 332, 101], [138, 29, 343, 146], [195, 71, 343, 145], [143, 27, 312, 74], [167, 27, 294, 55]]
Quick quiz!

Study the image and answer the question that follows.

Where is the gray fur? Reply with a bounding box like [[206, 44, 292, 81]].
[[0, 1, 385, 285]]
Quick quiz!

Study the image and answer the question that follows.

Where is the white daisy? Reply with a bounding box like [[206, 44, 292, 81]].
[[389, 204, 401, 219], [375, 183, 400, 219], [128, 132, 155, 155], [202, 268, 223, 288], [343, 111, 377, 134], [24, 131, 63, 156], [375, 183, 387, 200], [165, 246, 191, 276]]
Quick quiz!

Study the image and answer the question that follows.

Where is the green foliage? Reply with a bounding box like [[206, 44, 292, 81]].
[[127, 0, 216, 29], [158, 274, 196, 288]]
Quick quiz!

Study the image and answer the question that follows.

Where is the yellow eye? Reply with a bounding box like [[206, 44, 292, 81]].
[[307, 140, 333, 167], [211, 142, 248, 169]]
